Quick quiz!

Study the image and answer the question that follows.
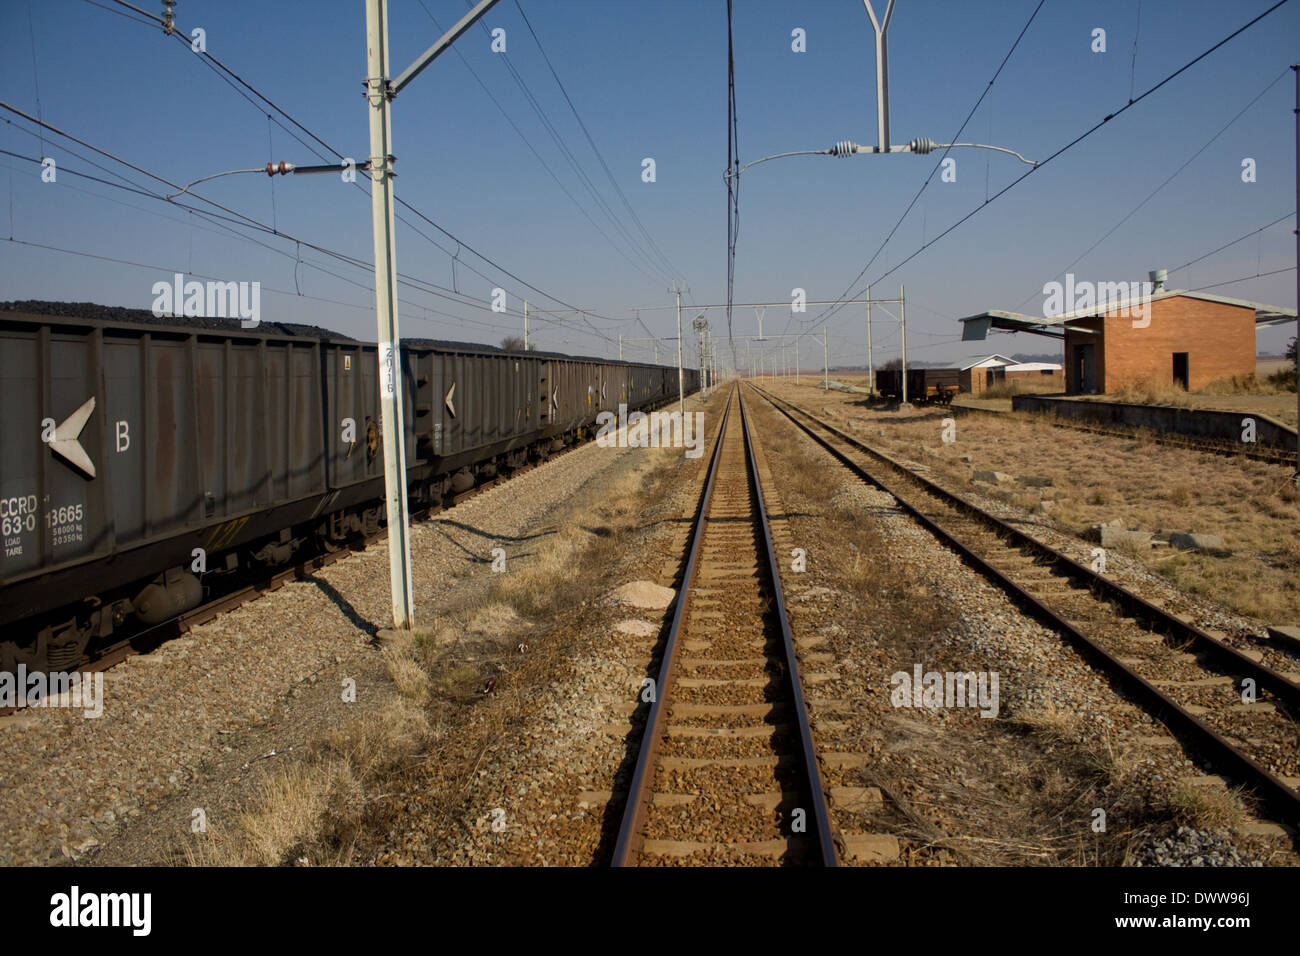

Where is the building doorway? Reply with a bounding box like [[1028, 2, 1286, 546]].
[[1073, 343, 1097, 393], [1172, 352, 1189, 390]]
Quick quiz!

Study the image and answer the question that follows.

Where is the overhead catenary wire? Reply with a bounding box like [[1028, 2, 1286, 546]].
[[797, 0, 1294, 346], [0, 132, 614, 344], [451, 0, 678, 287], [1012, 66, 1292, 313], [3, 236, 527, 336], [88, 0, 629, 334], [725, 0, 740, 363], [1186, 266, 1295, 292], [1168, 212, 1296, 276], [25, 1, 46, 159], [412, 0, 668, 288], [794, 0, 1048, 339], [511, 0, 683, 282]]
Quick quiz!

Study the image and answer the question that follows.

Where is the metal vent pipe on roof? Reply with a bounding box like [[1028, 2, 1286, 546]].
[[1149, 269, 1168, 292]]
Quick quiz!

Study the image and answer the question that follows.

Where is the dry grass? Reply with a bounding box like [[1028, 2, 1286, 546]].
[[774, 382, 1300, 623], [1081, 735, 1141, 789], [187, 698, 432, 866], [980, 380, 1062, 400], [484, 453, 665, 616], [1112, 377, 1197, 407], [1104, 375, 1297, 425], [1264, 363, 1297, 392], [1168, 780, 1248, 830], [380, 629, 431, 704], [1005, 704, 1082, 745]]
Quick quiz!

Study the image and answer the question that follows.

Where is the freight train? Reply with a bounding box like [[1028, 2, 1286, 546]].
[[874, 367, 960, 405], [0, 303, 698, 671]]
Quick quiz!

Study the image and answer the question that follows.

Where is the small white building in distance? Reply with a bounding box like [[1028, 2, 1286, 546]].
[[959, 354, 1063, 395]]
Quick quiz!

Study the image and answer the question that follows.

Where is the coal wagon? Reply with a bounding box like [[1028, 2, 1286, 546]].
[[0, 305, 696, 670]]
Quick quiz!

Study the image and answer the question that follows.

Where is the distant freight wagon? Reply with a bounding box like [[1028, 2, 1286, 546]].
[[874, 367, 960, 405]]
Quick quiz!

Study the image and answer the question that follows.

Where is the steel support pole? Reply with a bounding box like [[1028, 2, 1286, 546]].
[[823, 328, 829, 390], [864, 0, 896, 153], [366, 0, 415, 630], [900, 283, 908, 405], [523, 299, 528, 350], [795, 337, 799, 386], [866, 284, 874, 397], [676, 289, 684, 417]]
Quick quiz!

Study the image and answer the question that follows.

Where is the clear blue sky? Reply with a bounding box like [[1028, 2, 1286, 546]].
[[2, 0, 1297, 368]]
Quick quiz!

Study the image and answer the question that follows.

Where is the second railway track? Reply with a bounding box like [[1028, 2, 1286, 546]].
[[752, 383, 1300, 829]]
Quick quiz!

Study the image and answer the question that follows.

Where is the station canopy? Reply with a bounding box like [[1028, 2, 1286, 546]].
[[960, 290, 1297, 342]]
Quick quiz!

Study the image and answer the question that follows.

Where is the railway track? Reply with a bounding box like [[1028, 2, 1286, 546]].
[[751, 383, 1300, 828], [611, 386, 838, 865]]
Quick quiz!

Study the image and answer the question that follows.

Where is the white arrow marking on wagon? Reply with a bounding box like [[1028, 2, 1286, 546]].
[[445, 383, 456, 417], [49, 396, 97, 478]]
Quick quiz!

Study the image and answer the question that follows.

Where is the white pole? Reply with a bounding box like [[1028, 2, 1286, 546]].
[[1293, 65, 1299, 477], [795, 336, 799, 386], [675, 287, 684, 417], [900, 283, 908, 405], [864, 0, 896, 153], [866, 284, 874, 397], [523, 299, 528, 350], [823, 328, 829, 390], [366, 0, 415, 630], [706, 328, 713, 392]]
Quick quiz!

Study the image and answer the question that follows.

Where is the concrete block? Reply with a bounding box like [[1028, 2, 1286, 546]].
[[1098, 525, 1152, 550], [972, 470, 1013, 485], [1265, 625, 1300, 653], [1169, 532, 1228, 555]]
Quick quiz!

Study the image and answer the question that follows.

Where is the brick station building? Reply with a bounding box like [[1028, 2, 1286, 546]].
[[959, 279, 1295, 395]]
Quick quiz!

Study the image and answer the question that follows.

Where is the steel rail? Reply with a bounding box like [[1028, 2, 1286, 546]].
[[611, 387, 838, 865], [737, 388, 838, 865], [751, 384, 1300, 824], [610, 389, 733, 866]]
